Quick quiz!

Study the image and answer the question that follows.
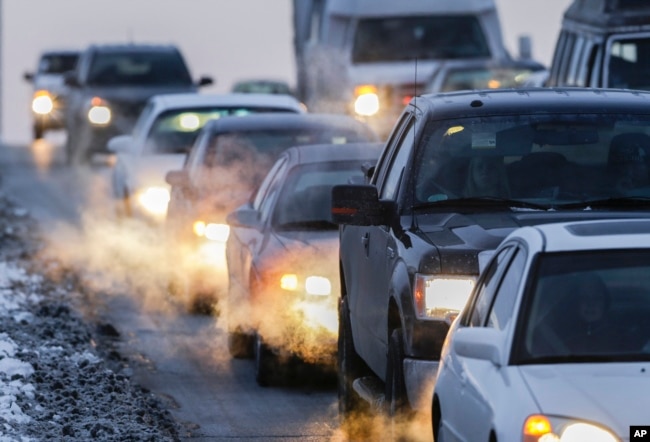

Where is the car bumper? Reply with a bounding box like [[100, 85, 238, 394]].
[[404, 357, 440, 411]]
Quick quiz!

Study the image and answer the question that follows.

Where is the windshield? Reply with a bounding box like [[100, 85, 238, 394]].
[[272, 161, 368, 229], [38, 53, 78, 75], [352, 15, 491, 63], [87, 50, 193, 86], [413, 113, 650, 209], [606, 36, 650, 90], [434, 65, 543, 92], [513, 250, 650, 364], [144, 107, 302, 154]]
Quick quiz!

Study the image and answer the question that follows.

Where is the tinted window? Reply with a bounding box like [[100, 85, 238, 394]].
[[606, 36, 650, 90], [487, 248, 525, 330], [352, 15, 490, 63], [87, 50, 192, 86], [380, 119, 414, 200]]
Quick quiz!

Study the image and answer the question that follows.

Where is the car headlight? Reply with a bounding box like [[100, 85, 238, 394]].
[[87, 96, 111, 126], [523, 414, 618, 442], [136, 187, 170, 216], [32, 90, 55, 115], [413, 274, 475, 322], [353, 84, 380, 117], [280, 274, 332, 297], [193, 221, 230, 243]]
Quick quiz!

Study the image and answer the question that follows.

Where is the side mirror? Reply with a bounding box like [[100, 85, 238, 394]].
[[165, 169, 190, 187], [23, 72, 34, 83], [226, 206, 261, 229], [452, 327, 502, 367], [331, 184, 395, 226], [198, 76, 214, 87], [107, 134, 134, 154]]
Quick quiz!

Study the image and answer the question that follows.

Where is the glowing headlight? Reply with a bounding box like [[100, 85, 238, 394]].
[[523, 414, 618, 442], [87, 97, 111, 125], [354, 85, 380, 116], [193, 221, 230, 242], [136, 187, 170, 216], [32, 91, 54, 115], [413, 274, 475, 321], [280, 274, 331, 296]]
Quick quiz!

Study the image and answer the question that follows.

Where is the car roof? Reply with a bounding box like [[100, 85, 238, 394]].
[[510, 218, 650, 254], [149, 92, 304, 112], [85, 43, 181, 54], [563, 0, 650, 29], [202, 112, 378, 138], [283, 142, 384, 166], [412, 87, 650, 120]]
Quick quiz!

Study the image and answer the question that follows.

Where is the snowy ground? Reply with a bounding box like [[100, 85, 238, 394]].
[[0, 192, 180, 441]]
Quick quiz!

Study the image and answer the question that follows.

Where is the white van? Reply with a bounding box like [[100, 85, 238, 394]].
[[547, 0, 650, 89], [293, 0, 518, 138]]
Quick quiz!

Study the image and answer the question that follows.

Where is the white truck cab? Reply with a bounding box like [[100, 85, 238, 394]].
[[293, 0, 514, 138], [547, 0, 650, 90]]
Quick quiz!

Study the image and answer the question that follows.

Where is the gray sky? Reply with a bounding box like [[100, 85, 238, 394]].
[[2, 0, 572, 144]]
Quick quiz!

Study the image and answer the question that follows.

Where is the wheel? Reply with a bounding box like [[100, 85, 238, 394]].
[[33, 121, 44, 140], [338, 296, 372, 437], [254, 333, 278, 387], [227, 329, 254, 359], [386, 328, 414, 441]]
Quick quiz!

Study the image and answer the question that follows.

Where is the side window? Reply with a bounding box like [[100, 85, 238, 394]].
[[463, 246, 514, 327], [566, 36, 586, 86], [575, 39, 596, 87], [379, 119, 415, 200], [372, 112, 410, 185], [548, 31, 568, 85], [486, 248, 525, 330], [558, 33, 577, 85]]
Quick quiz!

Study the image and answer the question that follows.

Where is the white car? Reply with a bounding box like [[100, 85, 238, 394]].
[[432, 218, 650, 442], [107, 92, 305, 222]]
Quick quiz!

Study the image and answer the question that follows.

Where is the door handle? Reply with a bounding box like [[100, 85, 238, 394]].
[[361, 233, 369, 250]]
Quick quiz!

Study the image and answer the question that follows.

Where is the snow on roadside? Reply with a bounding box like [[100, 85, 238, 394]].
[[0, 195, 180, 441]]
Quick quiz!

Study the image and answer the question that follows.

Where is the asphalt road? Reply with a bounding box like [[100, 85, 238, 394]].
[[0, 132, 342, 441]]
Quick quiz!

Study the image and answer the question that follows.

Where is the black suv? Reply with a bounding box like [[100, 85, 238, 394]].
[[64, 43, 212, 164], [331, 87, 650, 438]]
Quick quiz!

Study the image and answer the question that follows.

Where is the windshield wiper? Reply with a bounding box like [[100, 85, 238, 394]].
[[412, 197, 551, 211], [556, 197, 650, 210]]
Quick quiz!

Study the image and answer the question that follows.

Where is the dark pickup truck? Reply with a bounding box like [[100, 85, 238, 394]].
[[331, 87, 650, 437]]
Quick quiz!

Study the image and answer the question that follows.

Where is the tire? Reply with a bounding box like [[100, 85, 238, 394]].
[[33, 122, 44, 140], [254, 333, 278, 387], [338, 296, 372, 437], [386, 328, 414, 441], [227, 329, 254, 359]]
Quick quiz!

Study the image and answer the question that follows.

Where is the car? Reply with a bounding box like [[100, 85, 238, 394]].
[[23, 49, 80, 140], [231, 79, 295, 96], [225, 141, 383, 386], [164, 112, 379, 314], [432, 218, 650, 442], [330, 87, 650, 438], [63, 43, 213, 165], [106, 92, 306, 223], [424, 58, 546, 93], [547, 0, 650, 90]]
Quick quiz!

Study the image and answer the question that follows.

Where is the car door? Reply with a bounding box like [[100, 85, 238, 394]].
[[354, 114, 415, 372], [445, 245, 525, 441]]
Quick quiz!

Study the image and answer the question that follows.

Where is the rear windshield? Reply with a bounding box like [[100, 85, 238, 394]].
[[352, 15, 491, 63], [87, 50, 193, 87]]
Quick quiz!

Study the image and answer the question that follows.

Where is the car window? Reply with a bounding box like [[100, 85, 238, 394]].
[[38, 53, 78, 74], [380, 119, 414, 200], [463, 246, 515, 327], [606, 35, 650, 90], [86, 50, 192, 87], [486, 247, 525, 330]]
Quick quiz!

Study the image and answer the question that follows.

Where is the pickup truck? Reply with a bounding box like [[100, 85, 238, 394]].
[[331, 87, 650, 437]]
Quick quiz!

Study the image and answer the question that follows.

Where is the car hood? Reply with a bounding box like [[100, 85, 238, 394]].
[[414, 210, 650, 271], [518, 363, 650, 436], [269, 230, 339, 273], [33, 75, 67, 93], [130, 154, 186, 191], [81, 84, 197, 102], [347, 60, 440, 87]]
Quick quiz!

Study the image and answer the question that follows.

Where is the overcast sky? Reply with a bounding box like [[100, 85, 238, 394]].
[[1, 0, 572, 144]]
